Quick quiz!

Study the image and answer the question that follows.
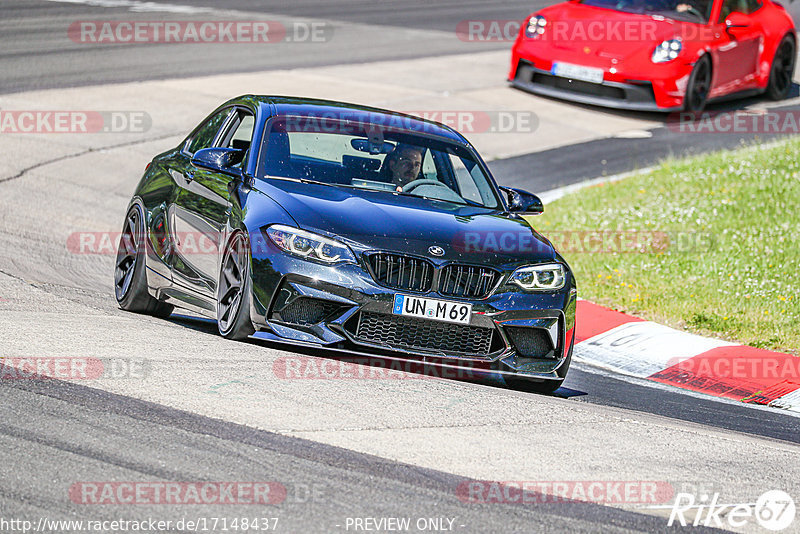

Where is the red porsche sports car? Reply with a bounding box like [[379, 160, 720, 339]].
[[509, 0, 797, 111]]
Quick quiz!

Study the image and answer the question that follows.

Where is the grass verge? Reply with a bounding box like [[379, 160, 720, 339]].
[[530, 137, 800, 354]]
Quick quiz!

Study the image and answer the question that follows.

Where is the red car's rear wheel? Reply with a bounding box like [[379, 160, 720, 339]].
[[767, 34, 796, 101]]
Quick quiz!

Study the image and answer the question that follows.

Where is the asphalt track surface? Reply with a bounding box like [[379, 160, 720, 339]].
[[2, 378, 726, 534], [0, 0, 540, 94], [491, 99, 800, 190], [2, 1, 800, 533], [5, 0, 800, 186]]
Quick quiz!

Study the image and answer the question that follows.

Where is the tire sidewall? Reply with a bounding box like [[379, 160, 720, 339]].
[[115, 204, 149, 308], [555, 329, 575, 380], [767, 35, 796, 100], [684, 55, 711, 112], [506, 330, 574, 393], [217, 231, 255, 340]]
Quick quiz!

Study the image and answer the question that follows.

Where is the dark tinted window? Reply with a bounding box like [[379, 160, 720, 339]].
[[719, 0, 761, 20], [185, 109, 230, 155], [257, 117, 500, 209], [581, 0, 713, 23], [218, 110, 255, 168], [220, 110, 255, 151]]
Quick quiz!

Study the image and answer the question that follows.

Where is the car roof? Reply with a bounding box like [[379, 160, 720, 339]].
[[223, 94, 469, 145]]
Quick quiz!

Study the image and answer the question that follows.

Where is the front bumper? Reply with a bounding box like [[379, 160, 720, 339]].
[[249, 242, 577, 381], [511, 60, 682, 112]]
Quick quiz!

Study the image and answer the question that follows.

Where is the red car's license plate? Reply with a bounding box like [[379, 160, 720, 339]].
[[552, 62, 604, 84]]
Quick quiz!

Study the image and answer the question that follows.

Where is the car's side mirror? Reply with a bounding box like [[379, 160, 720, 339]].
[[191, 147, 244, 177], [500, 186, 544, 214], [724, 12, 750, 38]]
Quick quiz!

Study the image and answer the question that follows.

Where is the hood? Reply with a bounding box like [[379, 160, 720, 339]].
[[537, 3, 701, 61], [254, 179, 556, 267]]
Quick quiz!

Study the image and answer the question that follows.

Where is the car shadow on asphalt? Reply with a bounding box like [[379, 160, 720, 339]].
[[169, 313, 218, 334], [166, 313, 590, 399], [552, 387, 587, 399]]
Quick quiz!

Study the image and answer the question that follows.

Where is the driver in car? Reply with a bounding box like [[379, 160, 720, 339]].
[[385, 144, 424, 192], [673, 0, 707, 15]]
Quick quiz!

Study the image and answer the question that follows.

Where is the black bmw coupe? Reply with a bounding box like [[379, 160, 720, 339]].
[[115, 96, 577, 391]]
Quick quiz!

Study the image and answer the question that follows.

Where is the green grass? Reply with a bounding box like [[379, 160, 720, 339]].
[[529, 138, 800, 354]]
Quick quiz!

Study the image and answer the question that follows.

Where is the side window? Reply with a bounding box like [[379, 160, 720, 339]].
[[745, 0, 761, 13], [185, 109, 230, 155], [218, 110, 255, 168], [421, 150, 437, 180], [448, 153, 482, 204], [221, 111, 255, 151], [719, 0, 757, 21]]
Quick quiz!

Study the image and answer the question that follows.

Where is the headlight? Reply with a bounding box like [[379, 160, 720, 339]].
[[525, 15, 547, 38], [652, 39, 682, 63], [510, 263, 565, 291], [265, 225, 356, 264]]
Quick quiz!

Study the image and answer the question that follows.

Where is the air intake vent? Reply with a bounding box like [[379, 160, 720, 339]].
[[355, 312, 494, 357], [274, 297, 341, 326], [505, 327, 555, 358], [368, 253, 434, 292], [438, 265, 500, 299]]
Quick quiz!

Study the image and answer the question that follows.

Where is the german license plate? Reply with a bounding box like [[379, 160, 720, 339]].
[[393, 294, 472, 325], [551, 62, 604, 84]]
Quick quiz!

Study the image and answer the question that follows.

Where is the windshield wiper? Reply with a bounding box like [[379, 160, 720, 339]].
[[267, 176, 491, 208], [396, 191, 488, 208], [458, 197, 486, 208], [266, 175, 342, 188]]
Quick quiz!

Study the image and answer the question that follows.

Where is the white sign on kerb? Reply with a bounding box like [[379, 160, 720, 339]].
[[574, 321, 736, 378], [770, 389, 800, 413]]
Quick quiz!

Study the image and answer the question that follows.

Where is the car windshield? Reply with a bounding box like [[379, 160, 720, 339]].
[[580, 0, 713, 23], [256, 116, 501, 209]]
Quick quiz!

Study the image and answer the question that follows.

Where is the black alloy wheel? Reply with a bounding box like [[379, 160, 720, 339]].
[[767, 35, 796, 100], [684, 55, 712, 112], [114, 205, 173, 317], [217, 231, 255, 340]]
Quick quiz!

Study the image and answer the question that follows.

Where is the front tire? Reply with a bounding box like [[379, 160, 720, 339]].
[[766, 35, 796, 101], [217, 231, 255, 340], [684, 55, 711, 112], [114, 205, 173, 317], [505, 332, 574, 394]]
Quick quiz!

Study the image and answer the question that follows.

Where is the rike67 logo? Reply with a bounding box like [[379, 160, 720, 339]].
[[669, 490, 795, 531]]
